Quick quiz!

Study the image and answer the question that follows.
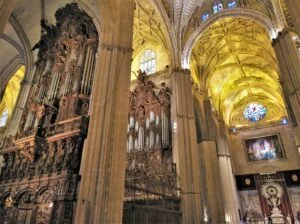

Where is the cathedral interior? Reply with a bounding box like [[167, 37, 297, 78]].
[[0, 0, 300, 223]]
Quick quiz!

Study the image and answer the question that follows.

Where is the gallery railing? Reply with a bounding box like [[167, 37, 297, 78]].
[[123, 171, 181, 224]]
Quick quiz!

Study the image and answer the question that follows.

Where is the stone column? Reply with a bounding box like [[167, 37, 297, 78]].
[[0, 0, 15, 33], [75, 1, 135, 223], [284, 0, 300, 37], [272, 30, 300, 146], [194, 93, 226, 223], [171, 69, 203, 223], [198, 140, 226, 223], [215, 120, 240, 223]]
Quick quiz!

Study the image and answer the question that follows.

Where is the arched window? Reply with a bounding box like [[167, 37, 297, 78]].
[[212, 2, 223, 13], [0, 109, 8, 127], [243, 103, 267, 122], [228, 1, 237, 9], [202, 12, 210, 21], [0, 66, 25, 128], [140, 49, 156, 74]]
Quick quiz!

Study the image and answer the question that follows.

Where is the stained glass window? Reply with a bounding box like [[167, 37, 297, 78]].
[[213, 2, 223, 13], [228, 1, 237, 9], [243, 103, 267, 122], [202, 12, 210, 21], [218, 3, 223, 11], [140, 49, 156, 74], [212, 4, 218, 13], [0, 109, 8, 127]]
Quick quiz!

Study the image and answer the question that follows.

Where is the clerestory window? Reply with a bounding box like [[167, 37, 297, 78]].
[[140, 49, 156, 74]]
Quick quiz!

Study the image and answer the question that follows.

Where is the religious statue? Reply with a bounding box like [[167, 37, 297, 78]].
[[38, 150, 48, 174], [45, 142, 56, 172], [261, 182, 285, 224], [54, 139, 66, 171], [64, 137, 76, 169]]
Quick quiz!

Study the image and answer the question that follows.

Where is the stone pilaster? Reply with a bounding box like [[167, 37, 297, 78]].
[[215, 120, 240, 224], [0, 0, 15, 33], [272, 30, 300, 146], [74, 1, 135, 223], [171, 69, 203, 223], [198, 140, 226, 223], [284, 0, 300, 37], [194, 93, 226, 223]]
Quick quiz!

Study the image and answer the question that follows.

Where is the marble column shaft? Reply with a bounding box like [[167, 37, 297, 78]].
[[215, 120, 240, 223], [198, 140, 226, 223], [194, 94, 226, 223], [75, 1, 135, 223], [171, 69, 203, 223]]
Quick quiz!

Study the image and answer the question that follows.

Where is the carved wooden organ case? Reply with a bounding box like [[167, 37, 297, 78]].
[[125, 71, 177, 201], [0, 4, 98, 224]]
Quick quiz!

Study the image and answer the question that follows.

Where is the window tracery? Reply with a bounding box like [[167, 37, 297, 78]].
[[140, 49, 156, 74]]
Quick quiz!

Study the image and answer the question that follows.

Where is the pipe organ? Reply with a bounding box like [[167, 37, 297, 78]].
[[0, 4, 98, 223], [126, 71, 174, 174], [124, 71, 180, 223]]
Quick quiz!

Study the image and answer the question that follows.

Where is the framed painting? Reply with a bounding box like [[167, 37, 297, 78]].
[[244, 134, 285, 162]]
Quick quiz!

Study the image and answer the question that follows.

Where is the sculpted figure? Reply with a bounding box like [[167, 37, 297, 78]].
[[13, 153, 21, 177], [55, 140, 66, 171], [64, 138, 76, 169], [267, 195, 281, 208], [5, 153, 13, 178], [72, 137, 83, 170], [45, 142, 56, 172], [38, 149, 48, 174], [137, 105, 146, 123], [18, 155, 28, 178]]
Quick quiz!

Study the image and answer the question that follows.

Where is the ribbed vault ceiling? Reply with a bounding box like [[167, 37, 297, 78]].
[[191, 17, 286, 128], [133, 0, 168, 58]]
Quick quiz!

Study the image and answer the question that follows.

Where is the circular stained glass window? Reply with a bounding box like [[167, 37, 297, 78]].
[[243, 103, 267, 122]]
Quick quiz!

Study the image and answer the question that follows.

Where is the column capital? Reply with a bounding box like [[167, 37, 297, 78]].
[[100, 43, 133, 53], [272, 28, 293, 46], [172, 68, 191, 75]]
